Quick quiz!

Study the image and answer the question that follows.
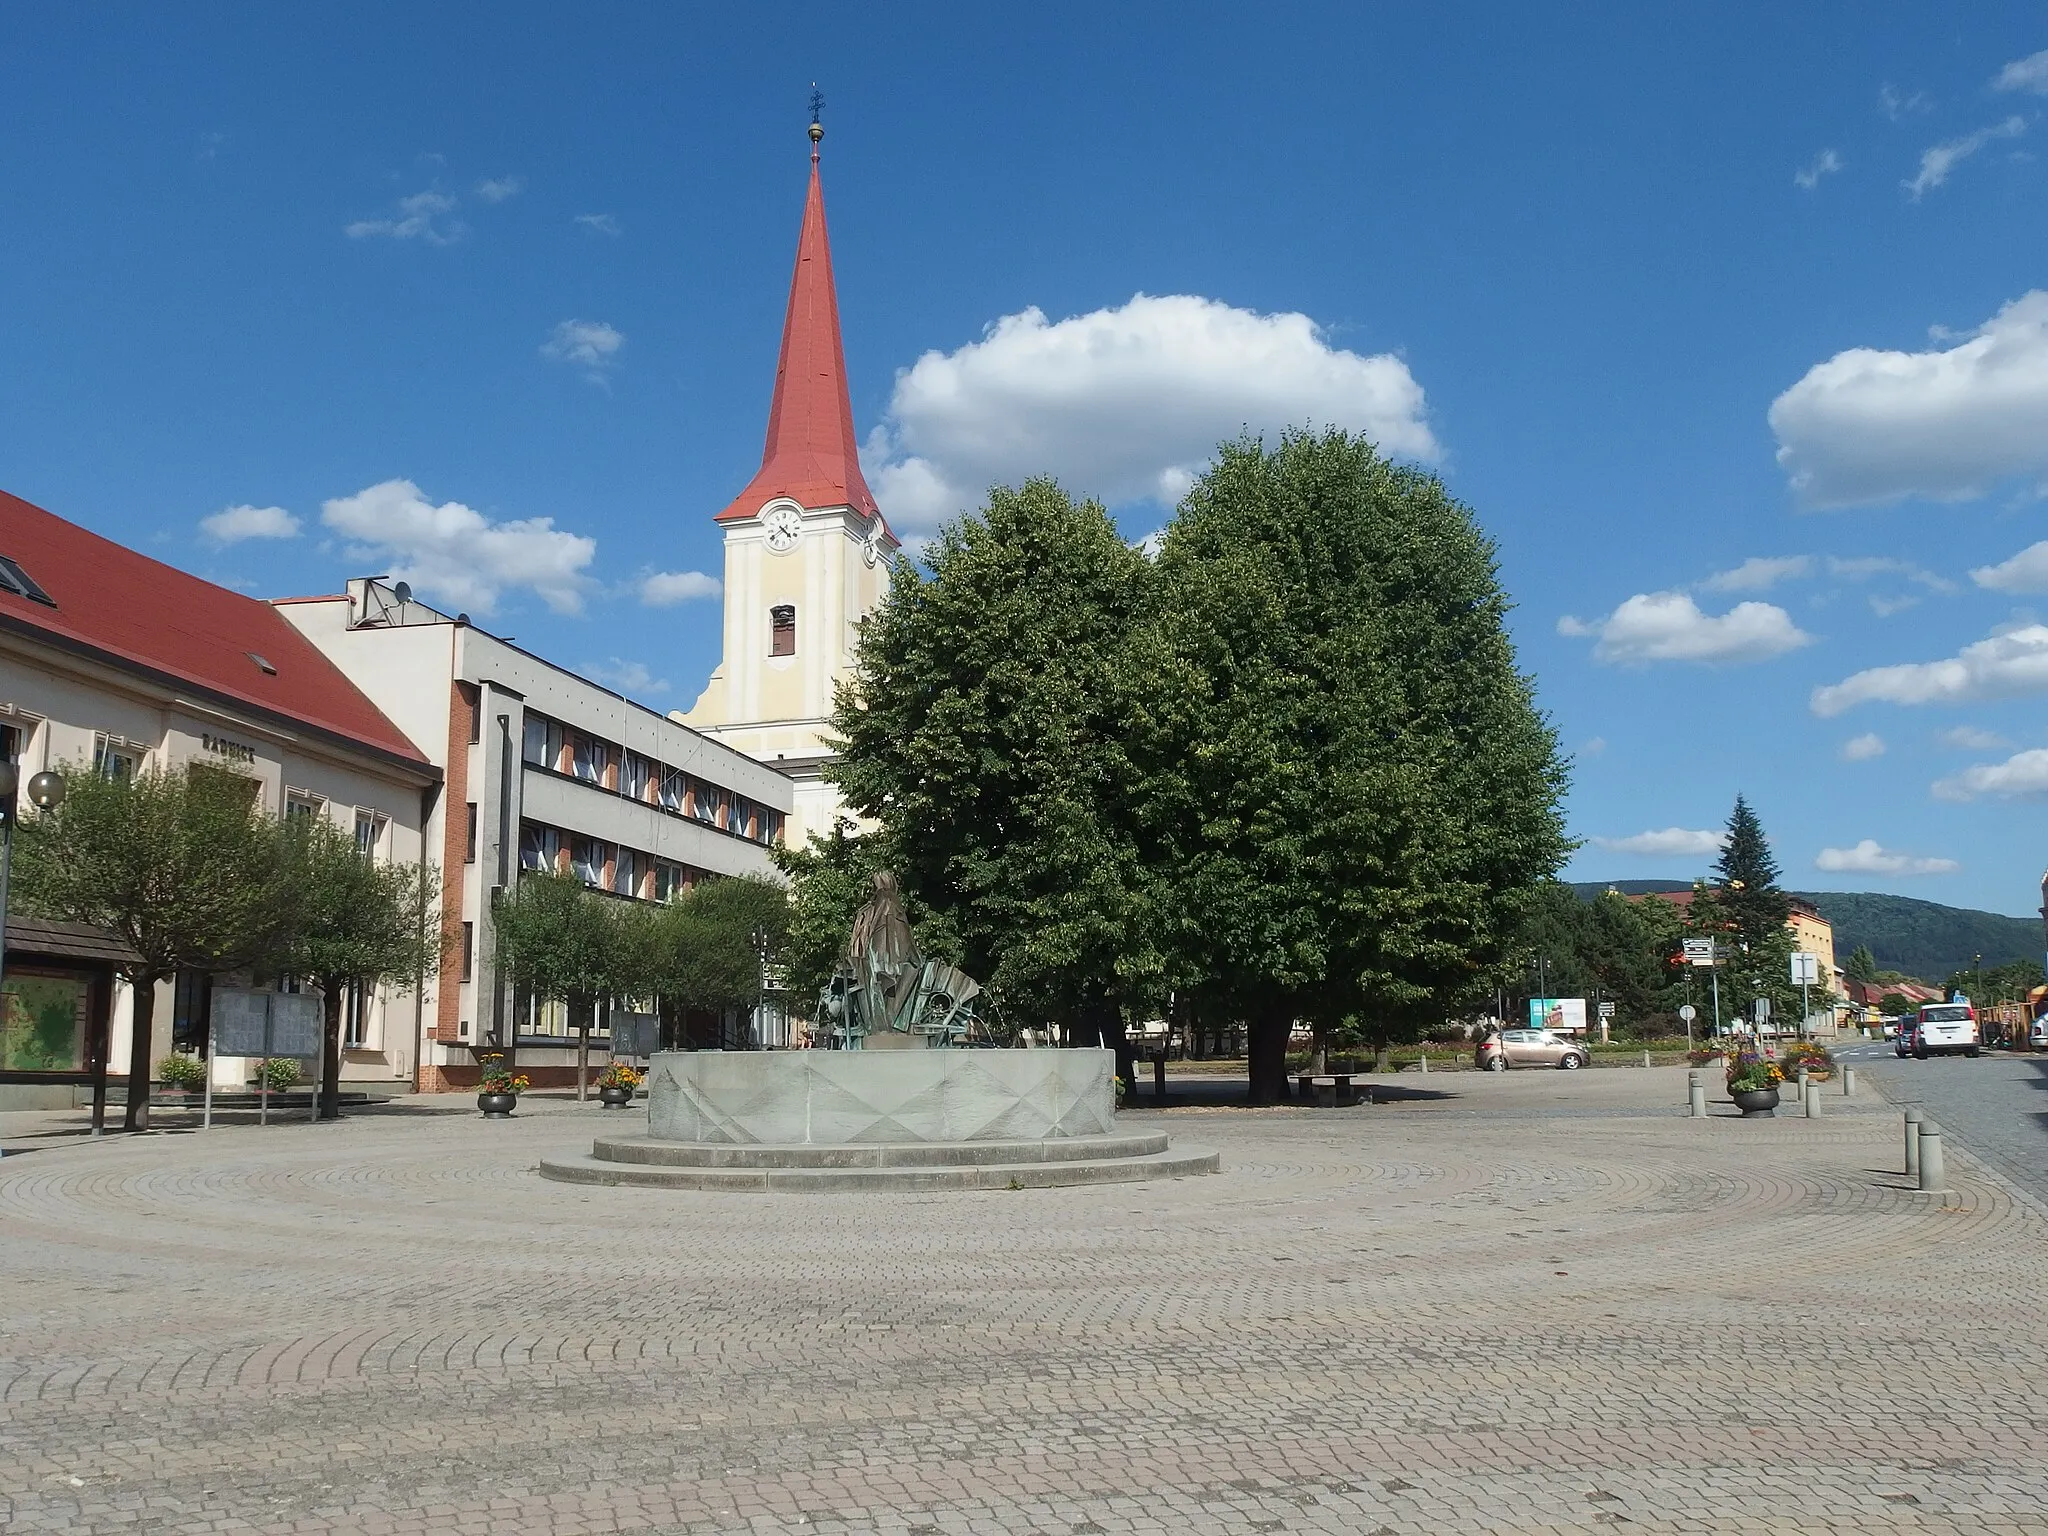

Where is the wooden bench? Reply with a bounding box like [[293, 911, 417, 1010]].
[[1295, 1073, 1367, 1107]]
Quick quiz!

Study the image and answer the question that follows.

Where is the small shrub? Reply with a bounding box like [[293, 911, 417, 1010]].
[[259, 1057, 301, 1091], [157, 1052, 207, 1090]]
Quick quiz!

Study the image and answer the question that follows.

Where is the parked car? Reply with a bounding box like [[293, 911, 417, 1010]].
[[1481, 1028, 1586, 1070], [1913, 1002, 1979, 1059], [2030, 1018, 2048, 1051], [1894, 1021, 1917, 1057]]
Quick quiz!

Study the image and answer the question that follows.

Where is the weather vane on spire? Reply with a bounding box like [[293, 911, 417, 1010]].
[[808, 85, 825, 152]]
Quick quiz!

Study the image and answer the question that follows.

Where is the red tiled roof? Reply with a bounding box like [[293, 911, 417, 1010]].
[[716, 143, 889, 536], [0, 489, 430, 772]]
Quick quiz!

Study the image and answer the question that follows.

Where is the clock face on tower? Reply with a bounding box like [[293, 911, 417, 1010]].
[[762, 505, 802, 554]]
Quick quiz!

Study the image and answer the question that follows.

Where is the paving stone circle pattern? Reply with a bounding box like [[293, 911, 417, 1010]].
[[3, 1066, 2045, 1535]]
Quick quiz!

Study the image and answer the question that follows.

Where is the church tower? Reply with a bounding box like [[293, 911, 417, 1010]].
[[678, 107, 897, 846]]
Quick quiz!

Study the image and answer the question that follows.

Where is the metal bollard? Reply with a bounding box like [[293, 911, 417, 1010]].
[[1797, 1066, 1810, 1094], [1642, 1049, 1652, 1068], [1803, 1081, 1820, 1118], [1689, 1082, 1708, 1118], [1843, 1067, 1855, 1097], [1918, 1126, 1947, 1192], [1904, 1108, 1924, 1177]]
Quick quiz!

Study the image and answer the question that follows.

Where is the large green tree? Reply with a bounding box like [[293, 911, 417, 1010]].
[[1150, 430, 1571, 1102], [829, 479, 1162, 1074], [491, 872, 625, 1098], [646, 874, 791, 1031], [15, 763, 288, 1129], [275, 816, 440, 1120], [1712, 795, 1790, 954]]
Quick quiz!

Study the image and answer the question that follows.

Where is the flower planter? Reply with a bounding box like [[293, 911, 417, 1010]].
[[1729, 1086, 1780, 1117], [477, 1090, 517, 1119], [598, 1085, 634, 1109]]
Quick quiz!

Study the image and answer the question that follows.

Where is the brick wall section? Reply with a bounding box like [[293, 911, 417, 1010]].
[[432, 681, 476, 1045]]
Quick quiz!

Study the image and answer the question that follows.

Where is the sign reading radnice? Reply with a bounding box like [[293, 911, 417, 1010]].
[[200, 732, 257, 765]]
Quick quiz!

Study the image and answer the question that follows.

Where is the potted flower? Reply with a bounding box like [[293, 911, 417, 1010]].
[[1726, 1052, 1784, 1116], [596, 1061, 641, 1109], [476, 1056, 530, 1119], [157, 1051, 207, 1093], [1779, 1041, 1834, 1082]]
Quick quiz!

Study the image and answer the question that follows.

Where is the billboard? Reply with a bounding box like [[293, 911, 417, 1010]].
[[1528, 997, 1588, 1033]]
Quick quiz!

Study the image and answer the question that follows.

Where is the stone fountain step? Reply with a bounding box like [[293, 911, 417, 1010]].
[[537, 1142, 1218, 1192], [586, 1131, 1170, 1169]]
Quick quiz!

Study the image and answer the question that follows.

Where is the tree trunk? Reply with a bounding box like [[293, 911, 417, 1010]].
[[1105, 1015, 1136, 1105], [122, 971, 164, 1132], [319, 980, 346, 1121], [1311, 1021, 1328, 1076], [1374, 1038, 1391, 1073], [1247, 999, 1291, 1106]]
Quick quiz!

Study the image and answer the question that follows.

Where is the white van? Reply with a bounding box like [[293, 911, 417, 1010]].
[[1913, 1002, 1979, 1059]]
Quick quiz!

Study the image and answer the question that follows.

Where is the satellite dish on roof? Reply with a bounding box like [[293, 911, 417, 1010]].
[[393, 581, 413, 604]]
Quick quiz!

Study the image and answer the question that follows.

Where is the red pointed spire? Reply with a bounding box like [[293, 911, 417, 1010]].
[[716, 123, 884, 532]]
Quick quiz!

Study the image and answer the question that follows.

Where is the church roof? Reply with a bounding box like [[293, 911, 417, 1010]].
[[716, 135, 888, 536]]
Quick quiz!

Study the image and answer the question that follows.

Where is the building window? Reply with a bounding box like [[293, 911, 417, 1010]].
[[654, 860, 687, 903], [570, 731, 609, 786], [93, 734, 142, 781], [759, 809, 784, 846], [571, 836, 606, 887], [462, 921, 474, 982], [519, 821, 561, 873], [354, 810, 386, 857], [658, 769, 687, 813], [691, 782, 720, 826], [343, 983, 369, 1048], [611, 848, 638, 897], [285, 791, 323, 823], [0, 553, 56, 607], [770, 604, 796, 657], [621, 752, 651, 803], [464, 802, 478, 863], [522, 714, 550, 767]]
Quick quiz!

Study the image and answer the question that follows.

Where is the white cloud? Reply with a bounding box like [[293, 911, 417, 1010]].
[[1971, 539, 2048, 592], [1702, 555, 1812, 592], [1811, 623, 2048, 715], [345, 190, 464, 244], [1840, 732, 1886, 761], [574, 213, 621, 237], [1592, 828, 1727, 858], [1770, 290, 2048, 507], [1880, 84, 1931, 121], [1904, 115, 2027, 199], [638, 569, 721, 606], [1868, 593, 1920, 618], [474, 176, 523, 203], [200, 503, 300, 544], [1558, 591, 1812, 666], [1826, 555, 1955, 591], [321, 479, 596, 616], [1795, 148, 1843, 190], [1993, 49, 2048, 94], [1937, 725, 2009, 750], [541, 320, 624, 382], [582, 657, 667, 696], [1934, 746, 2048, 801], [1814, 839, 1959, 875], [1579, 736, 1607, 757], [861, 293, 1439, 532]]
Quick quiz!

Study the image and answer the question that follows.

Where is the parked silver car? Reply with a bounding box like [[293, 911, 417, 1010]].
[[1478, 1029, 1586, 1070]]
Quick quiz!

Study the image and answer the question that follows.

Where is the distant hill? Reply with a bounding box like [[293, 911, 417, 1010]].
[[1569, 882, 2041, 983]]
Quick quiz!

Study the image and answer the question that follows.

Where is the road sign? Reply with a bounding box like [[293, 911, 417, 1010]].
[[1790, 951, 1821, 986], [1678, 1004, 1697, 1022], [1598, 1002, 1616, 1017], [1752, 997, 1771, 1022], [1682, 938, 1716, 967]]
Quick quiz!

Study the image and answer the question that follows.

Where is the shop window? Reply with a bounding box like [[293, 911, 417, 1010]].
[[770, 605, 796, 657]]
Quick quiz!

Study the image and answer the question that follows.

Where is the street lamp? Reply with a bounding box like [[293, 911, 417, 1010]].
[[0, 764, 66, 1004]]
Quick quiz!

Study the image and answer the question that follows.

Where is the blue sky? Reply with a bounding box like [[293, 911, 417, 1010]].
[[6, 5, 2048, 914]]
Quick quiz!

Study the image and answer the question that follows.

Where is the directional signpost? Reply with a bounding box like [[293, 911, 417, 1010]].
[[1791, 951, 1821, 1039]]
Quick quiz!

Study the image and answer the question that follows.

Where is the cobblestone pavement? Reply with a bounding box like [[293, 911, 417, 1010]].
[[3, 1067, 2045, 1535], [1840, 1044, 2048, 1207]]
